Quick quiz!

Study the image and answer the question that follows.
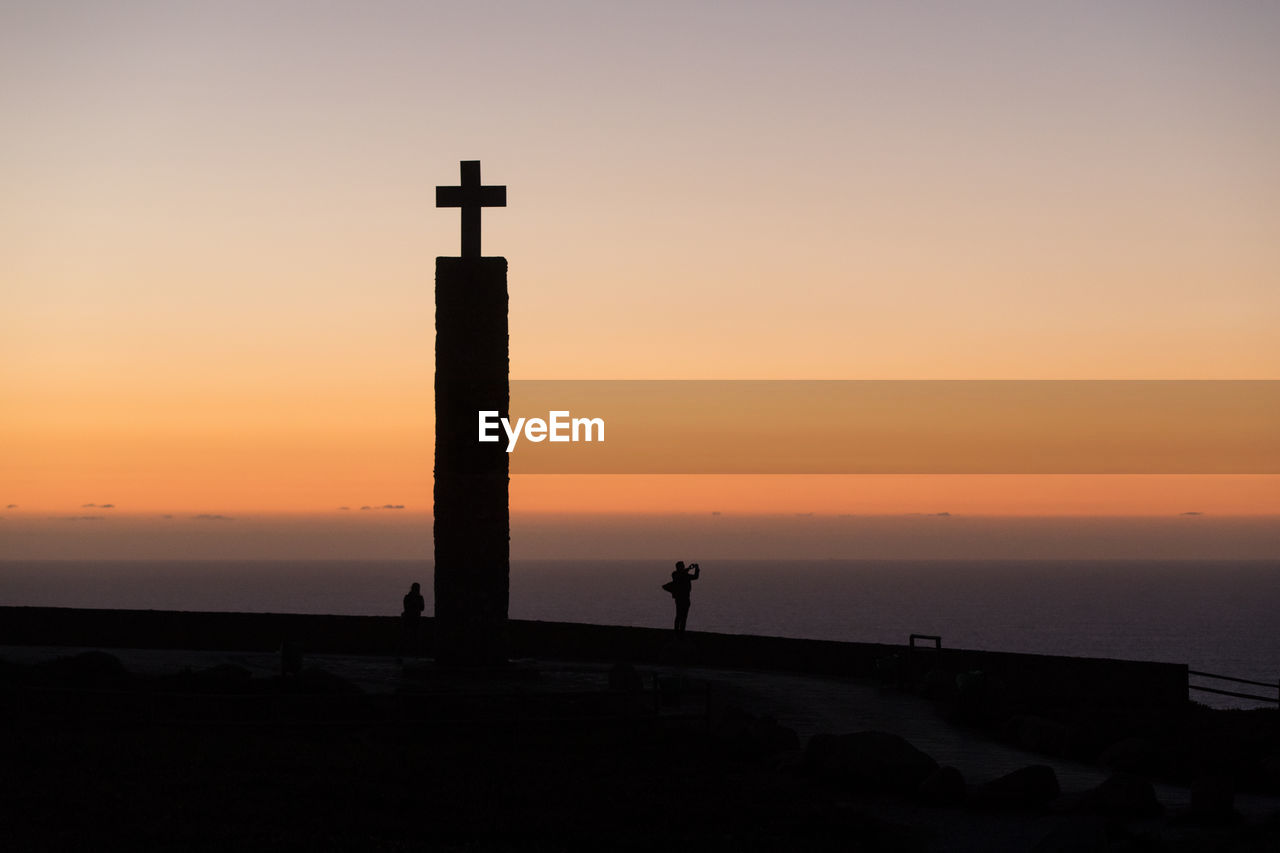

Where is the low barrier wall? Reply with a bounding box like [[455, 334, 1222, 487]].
[[0, 606, 1189, 708]]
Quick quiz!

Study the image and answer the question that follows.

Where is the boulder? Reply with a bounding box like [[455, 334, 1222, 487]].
[[713, 710, 800, 763], [1082, 772, 1163, 817], [975, 764, 1061, 809], [802, 731, 938, 794], [917, 765, 967, 806], [1176, 775, 1237, 824]]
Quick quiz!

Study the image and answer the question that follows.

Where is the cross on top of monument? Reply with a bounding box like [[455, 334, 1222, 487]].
[[436, 160, 506, 258]]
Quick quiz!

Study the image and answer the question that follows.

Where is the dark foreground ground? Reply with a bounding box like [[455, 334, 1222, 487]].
[[0, 649, 927, 852], [2, 608, 1278, 851], [5, 710, 871, 852], [3, 649, 1279, 852]]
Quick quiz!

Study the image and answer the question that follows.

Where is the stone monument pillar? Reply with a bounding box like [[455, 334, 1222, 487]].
[[434, 161, 509, 666]]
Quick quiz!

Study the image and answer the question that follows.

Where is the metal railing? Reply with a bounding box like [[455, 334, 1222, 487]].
[[909, 633, 942, 651], [1188, 670, 1279, 706]]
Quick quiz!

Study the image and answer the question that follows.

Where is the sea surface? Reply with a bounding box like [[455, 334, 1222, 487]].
[[3, 559, 1277, 707]]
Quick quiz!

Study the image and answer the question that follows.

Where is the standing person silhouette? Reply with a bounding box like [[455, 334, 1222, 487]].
[[398, 582, 425, 662], [664, 561, 700, 635]]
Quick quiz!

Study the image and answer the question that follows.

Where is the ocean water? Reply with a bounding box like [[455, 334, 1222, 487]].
[[3, 559, 1277, 705]]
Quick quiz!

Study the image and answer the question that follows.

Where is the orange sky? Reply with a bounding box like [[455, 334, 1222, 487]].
[[3, 475, 1277, 519], [2, 3, 1278, 550]]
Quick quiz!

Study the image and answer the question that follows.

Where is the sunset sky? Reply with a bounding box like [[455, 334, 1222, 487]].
[[3, 1, 1277, 558]]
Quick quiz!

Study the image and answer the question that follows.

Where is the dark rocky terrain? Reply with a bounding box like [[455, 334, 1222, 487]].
[[2, 609, 1278, 851]]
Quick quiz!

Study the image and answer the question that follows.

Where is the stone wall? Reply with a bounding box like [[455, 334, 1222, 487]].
[[0, 606, 1189, 708]]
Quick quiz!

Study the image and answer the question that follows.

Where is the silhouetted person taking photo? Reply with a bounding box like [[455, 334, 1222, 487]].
[[662, 561, 701, 635], [398, 582, 425, 661]]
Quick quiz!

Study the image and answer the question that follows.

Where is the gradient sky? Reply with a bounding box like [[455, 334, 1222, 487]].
[[3, 2, 1278, 557]]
